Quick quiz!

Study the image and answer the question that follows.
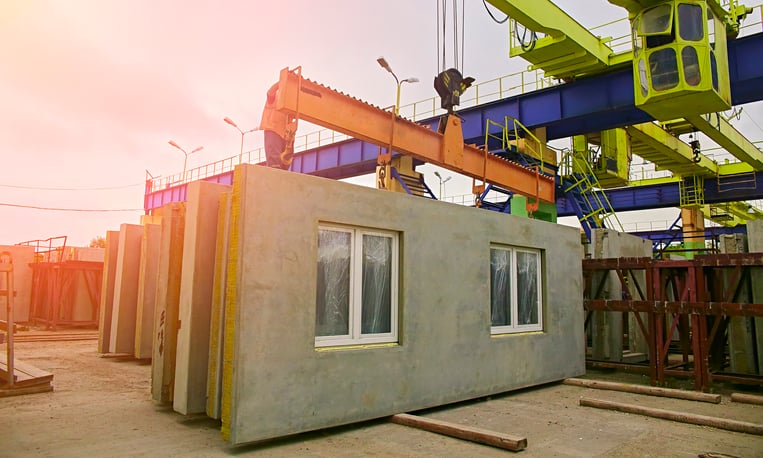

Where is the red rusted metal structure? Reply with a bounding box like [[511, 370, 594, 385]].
[[18, 237, 103, 330], [583, 253, 763, 391]]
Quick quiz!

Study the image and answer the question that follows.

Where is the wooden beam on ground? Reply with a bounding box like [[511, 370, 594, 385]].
[[0, 383, 53, 398], [579, 398, 763, 436], [564, 378, 721, 404], [731, 393, 763, 406], [389, 413, 527, 452]]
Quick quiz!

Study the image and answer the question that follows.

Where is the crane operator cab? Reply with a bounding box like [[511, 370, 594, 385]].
[[630, 1, 731, 120]]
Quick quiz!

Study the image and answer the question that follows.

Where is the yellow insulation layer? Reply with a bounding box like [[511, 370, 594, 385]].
[[206, 191, 230, 417], [221, 166, 243, 441]]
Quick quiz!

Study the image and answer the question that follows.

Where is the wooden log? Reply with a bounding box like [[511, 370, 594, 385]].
[[579, 398, 763, 436], [389, 413, 527, 452], [730, 392, 763, 406], [564, 378, 721, 404]]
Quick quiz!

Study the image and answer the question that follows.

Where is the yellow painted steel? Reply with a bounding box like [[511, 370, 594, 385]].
[[575, 129, 632, 188], [702, 201, 763, 226], [559, 149, 624, 231], [221, 167, 243, 442], [274, 68, 555, 203], [626, 1, 732, 120], [625, 122, 718, 176], [486, 0, 628, 78], [685, 114, 763, 170], [207, 191, 230, 419]]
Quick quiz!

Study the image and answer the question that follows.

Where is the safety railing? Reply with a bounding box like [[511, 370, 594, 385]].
[[16, 236, 68, 263]]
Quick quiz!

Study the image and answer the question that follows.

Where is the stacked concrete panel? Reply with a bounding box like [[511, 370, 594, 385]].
[[109, 224, 143, 354], [135, 223, 161, 359], [151, 203, 186, 403], [97, 231, 120, 353], [173, 181, 230, 415], [221, 165, 585, 445], [207, 191, 231, 419], [0, 245, 34, 323], [747, 220, 763, 375], [589, 229, 651, 362]]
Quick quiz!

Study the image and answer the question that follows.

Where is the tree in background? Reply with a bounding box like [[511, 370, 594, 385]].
[[89, 236, 106, 248]]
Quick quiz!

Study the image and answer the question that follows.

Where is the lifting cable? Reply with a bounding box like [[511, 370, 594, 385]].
[[437, 0, 466, 74]]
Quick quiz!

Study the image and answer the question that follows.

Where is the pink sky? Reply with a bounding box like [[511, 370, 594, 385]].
[[1, 1, 761, 246]]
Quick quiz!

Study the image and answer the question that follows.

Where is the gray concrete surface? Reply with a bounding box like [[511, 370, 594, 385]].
[[135, 223, 161, 359], [173, 181, 230, 415], [589, 229, 651, 361], [746, 220, 763, 375], [109, 224, 143, 354], [97, 231, 120, 353], [0, 245, 34, 323], [224, 165, 585, 445], [151, 203, 185, 403]]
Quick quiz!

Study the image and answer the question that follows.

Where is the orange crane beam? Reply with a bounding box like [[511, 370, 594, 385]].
[[273, 68, 556, 203]]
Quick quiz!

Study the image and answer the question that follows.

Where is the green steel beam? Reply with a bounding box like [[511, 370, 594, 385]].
[[625, 123, 718, 177], [486, 0, 626, 77], [685, 114, 763, 171]]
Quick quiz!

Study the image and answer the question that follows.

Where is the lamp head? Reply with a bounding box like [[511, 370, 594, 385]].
[[191, 146, 204, 154], [434, 171, 441, 179], [377, 57, 392, 74], [168, 140, 180, 149], [402, 77, 419, 84], [223, 117, 238, 128]]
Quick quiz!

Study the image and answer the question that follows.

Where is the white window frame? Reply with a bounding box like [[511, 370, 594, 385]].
[[490, 245, 543, 335], [315, 224, 399, 347]]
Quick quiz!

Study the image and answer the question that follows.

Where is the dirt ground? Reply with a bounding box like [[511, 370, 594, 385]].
[[1, 337, 762, 457]]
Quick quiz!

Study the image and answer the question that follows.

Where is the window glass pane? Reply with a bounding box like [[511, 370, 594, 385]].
[[640, 4, 673, 34], [678, 4, 703, 41], [316, 229, 351, 336], [638, 59, 649, 97], [682, 46, 701, 86], [516, 251, 539, 325], [649, 48, 679, 90], [490, 248, 512, 326], [710, 51, 718, 90], [361, 234, 392, 334]]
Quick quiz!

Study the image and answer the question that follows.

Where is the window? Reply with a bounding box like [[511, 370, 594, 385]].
[[490, 245, 542, 334], [650, 47, 679, 91], [678, 3, 703, 41], [315, 224, 398, 347]]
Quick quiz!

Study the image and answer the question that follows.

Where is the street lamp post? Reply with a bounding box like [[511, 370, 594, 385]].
[[168, 140, 203, 182], [377, 57, 419, 115], [224, 117, 258, 164], [434, 171, 452, 200]]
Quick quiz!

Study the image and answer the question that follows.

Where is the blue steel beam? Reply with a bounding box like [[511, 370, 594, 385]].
[[556, 171, 763, 216]]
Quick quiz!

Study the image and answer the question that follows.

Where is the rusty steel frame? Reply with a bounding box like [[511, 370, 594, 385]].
[[29, 261, 103, 330], [273, 67, 556, 203], [583, 254, 763, 391]]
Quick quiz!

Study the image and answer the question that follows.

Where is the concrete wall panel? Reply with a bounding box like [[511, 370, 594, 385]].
[[109, 224, 143, 354], [173, 181, 230, 415], [589, 229, 651, 362], [207, 191, 231, 419], [97, 231, 120, 353], [151, 203, 185, 403], [135, 223, 161, 359], [223, 165, 584, 445], [0, 245, 34, 323]]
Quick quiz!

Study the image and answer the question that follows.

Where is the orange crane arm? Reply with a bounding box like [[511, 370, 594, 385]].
[[273, 68, 555, 203]]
